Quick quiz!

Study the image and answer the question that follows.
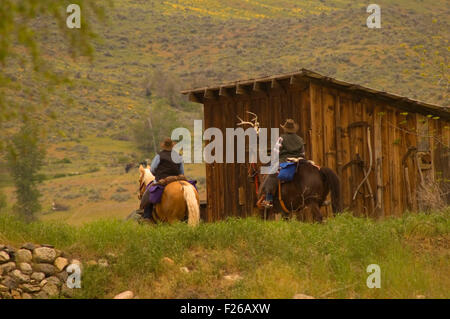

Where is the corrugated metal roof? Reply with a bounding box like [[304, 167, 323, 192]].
[[181, 68, 449, 120]]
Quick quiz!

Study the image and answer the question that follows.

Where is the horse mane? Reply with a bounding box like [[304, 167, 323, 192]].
[[139, 165, 155, 187]]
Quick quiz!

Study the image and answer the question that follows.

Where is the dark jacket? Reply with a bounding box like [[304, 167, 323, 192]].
[[152, 150, 183, 181], [279, 133, 305, 162]]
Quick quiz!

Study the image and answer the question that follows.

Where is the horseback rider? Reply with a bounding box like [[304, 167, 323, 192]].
[[261, 119, 305, 208], [150, 137, 184, 181], [141, 137, 184, 219]]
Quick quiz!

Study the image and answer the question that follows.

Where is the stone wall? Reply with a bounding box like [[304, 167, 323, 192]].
[[0, 243, 76, 299]]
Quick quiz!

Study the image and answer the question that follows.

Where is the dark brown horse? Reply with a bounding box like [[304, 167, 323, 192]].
[[257, 160, 341, 222]]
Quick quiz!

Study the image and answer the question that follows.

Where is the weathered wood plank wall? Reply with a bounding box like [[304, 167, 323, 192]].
[[202, 80, 450, 221]]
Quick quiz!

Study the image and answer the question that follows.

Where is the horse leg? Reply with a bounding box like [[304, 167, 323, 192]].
[[310, 202, 323, 223]]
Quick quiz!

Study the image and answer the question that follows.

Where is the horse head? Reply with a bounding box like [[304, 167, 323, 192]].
[[138, 161, 155, 199]]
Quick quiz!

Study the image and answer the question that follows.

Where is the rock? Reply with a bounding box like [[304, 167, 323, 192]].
[[11, 289, 21, 299], [41, 282, 59, 297], [86, 260, 98, 266], [106, 252, 118, 260], [33, 247, 57, 263], [2, 276, 18, 289], [33, 291, 49, 299], [61, 284, 75, 298], [0, 251, 10, 263], [46, 276, 61, 287], [21, 243, 37, 251], [416, 295, 426, 299], [70, 259, 82, 270], [0, 244, 4, 250], [55, 271, 68, 283], [41, 244, 54, 248], [1, 291, 12, 299], [33, 263, 56, 276], [4, 246, 16, 256], [16, 249, 32, 264], [180, 267, 190, 273], [98, 258, 109, 267], [20, 284, 41, 293], [19, 263, 33, 275], [223, 274, 243, 282], [31, 272, 45, 282], [54, 257, 69, 271], [161, 257, 175, 265], [39, 279, 48, 287], [55, 249, 63, 258], [0, 262, 16, 273], [22, 293, 33, 299], [113, 291, 134, 299], [293, 293, 315, 299], [11, 269, 30, 283], [0, 284, 8, 292]]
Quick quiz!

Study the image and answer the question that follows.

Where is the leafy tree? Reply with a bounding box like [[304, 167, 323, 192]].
[[0, 1, 108, 218], [144, 67, 194, 110], [6, 120, 46, 221], [133, 98, 182, 156]]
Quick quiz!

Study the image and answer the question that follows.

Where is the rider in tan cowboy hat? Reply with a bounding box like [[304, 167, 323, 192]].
[[260, 119, 305, 208]]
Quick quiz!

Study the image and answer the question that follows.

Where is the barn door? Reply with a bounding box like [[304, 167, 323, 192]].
[[343, 121, 375, 216]]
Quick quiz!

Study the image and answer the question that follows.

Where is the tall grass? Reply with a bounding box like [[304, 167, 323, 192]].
[[0, 209, 448, 298]]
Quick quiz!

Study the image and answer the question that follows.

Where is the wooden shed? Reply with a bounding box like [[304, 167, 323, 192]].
[[182, 69, 450, 221]]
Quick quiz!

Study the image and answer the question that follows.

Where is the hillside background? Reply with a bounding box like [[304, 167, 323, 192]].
[[1, 0, 449, 224]]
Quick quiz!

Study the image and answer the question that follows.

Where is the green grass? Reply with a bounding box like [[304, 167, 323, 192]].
[[0, 209, 448, 299]]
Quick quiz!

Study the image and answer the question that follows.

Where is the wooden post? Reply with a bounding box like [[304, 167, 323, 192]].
[[373, 107, 384, 218], [404, 166, 412, 210], [335, 95, 343, 178], [238, 187, 245, 206]]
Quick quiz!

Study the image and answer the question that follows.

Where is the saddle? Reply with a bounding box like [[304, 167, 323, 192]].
[[148, 175, 197, 204], [155, 174, 187, 186], [287, 157, 320, 169]]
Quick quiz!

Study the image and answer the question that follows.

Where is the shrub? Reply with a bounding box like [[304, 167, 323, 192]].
[[110, 193, 131, 202], [88, 190, 104, 202]]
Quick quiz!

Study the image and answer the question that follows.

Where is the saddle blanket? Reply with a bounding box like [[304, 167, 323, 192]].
[[277, 162, 297, 182], [278, 158, 321, 182], [147, 180, 198, 204]]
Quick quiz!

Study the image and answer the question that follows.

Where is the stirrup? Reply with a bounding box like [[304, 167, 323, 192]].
[[261, 200, 273, 208]]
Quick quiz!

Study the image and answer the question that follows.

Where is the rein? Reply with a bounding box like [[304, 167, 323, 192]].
[[278, 180, 291, 214], [277, 160, 301, 214], [248, 163, 259, 195]]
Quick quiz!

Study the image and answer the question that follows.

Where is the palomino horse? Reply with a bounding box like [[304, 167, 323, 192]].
[[138, 162, 155, 199], [255, 159, 342, 222], [128, 162, 200, 226]]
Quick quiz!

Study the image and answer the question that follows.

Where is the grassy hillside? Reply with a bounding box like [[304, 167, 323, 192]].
[[0, 210, 449, 298], [1, 0, 448, 222]]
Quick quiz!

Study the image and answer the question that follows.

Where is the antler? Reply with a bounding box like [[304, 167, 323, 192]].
[[236, 111, 260, 134]]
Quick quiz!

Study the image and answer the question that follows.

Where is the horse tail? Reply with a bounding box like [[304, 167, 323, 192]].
[[320, 167, 342, 214], [182, 183, 200, 227]]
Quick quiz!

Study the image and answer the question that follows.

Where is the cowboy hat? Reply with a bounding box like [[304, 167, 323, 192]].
[[160, 137, 176, 151], [280, 119, 299, 133]]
